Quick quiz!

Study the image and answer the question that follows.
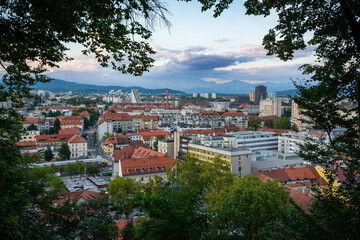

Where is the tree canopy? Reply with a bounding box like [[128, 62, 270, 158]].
[[188, 0, 360, 237], [59, 143, 71, 160]]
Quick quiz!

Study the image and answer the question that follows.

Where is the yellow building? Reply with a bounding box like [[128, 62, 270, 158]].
[[102, 137, 118, 157], [249, 92, 255, 102], [188, 143, 252, 177]]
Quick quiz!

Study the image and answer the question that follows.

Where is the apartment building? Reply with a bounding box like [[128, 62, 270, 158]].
[[36, 134, 88, 158], [278, 129, 345, 158], [20, 130, 40, 142], [188, 143, 252, 177], [259, 98, 282, 117], [291, 100, 312, 130], [113, 146, 175, 183]]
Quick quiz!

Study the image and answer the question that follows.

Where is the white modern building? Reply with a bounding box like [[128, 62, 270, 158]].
[[278, 129, 346, 159], [131, 89, 141, 103], [230, 131, 278, 161]]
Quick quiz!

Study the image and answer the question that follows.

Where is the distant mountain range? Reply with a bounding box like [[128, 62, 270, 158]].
[[182, 79, 296, 94], [32, 79, 185, 95], [32, 79, 298, 96]]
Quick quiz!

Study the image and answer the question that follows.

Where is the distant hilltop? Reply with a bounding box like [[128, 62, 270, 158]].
[[32, 79, 185, 95]]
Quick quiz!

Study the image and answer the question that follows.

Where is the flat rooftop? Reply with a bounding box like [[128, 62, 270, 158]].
[[251, 153, 304, 172]]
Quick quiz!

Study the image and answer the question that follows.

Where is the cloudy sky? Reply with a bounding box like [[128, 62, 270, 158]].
[[47, 1, 315, 92]]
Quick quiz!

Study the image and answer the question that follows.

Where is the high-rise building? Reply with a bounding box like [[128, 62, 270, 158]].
[[254, 85, 267, 105], [259, 98, 282, 117], [193, 93, 197, 98], [211, 93, 217, 99], [249, 92, 255, 102]]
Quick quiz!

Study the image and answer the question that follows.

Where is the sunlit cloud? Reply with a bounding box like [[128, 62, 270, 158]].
[[202, 77, 233, 84], [214, 38, 230, 43]]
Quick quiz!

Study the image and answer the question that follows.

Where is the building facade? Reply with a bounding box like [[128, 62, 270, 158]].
[[254, 85, 267, 105], [188, 143, 252, 177]]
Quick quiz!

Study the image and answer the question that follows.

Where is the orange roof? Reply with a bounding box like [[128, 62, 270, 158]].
[[132, 115, 144, 119], [59, 127, 81, 135], [131, 147, 165, 159], [57, 190, 105, 205], [100, 113, 132, 121], [141, 131, 169, 141], [36, 134, 76, 143], [22, 118, 40, 124], [251, 171, 313, 213], [102, 137, 119, 145], [60, 120, 83, 126], [251, 166, 322, 183], [68, 135, 87, 144], [223, 112, 245, 116], [16, 141, 37, 147], [116, 220, 138, 240], [80, 111, 90, 117], [144, 116, 159, 121], [57, 116, 83, 121], [121, 155, 174, 176], [113, 142, 149, 162], [289, 189, 313, 213]]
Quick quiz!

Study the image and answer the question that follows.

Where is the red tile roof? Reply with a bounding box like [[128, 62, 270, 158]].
[[144, 116, 159, 121], [57, 190, 105, 205], [57, 116, 83, 121], [223, 111, 245, 116], [68, 135, 87, 144], [113, 142, 150, 162], [251, 171, 314, 213], [80, 111, 90, 117], [116, 220, 138, 240], [100, 113, 132, 121], [59, 127, 81, 135], [289, 188, 313, 214], [140, 131, 169, 141], [131, 147, 164, 159], [253, 166, 321, 183], [22, 118, 40, 124], [121, 155, 174, 176], [16, 141, 37, 147]]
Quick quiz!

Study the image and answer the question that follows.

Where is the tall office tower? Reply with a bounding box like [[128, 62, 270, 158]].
[[254, 85, 267, 105], [193, 93, 197, 98], [211, 93, 217, 99], [249, 92, 255, 102]]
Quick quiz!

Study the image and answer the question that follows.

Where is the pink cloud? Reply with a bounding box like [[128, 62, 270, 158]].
[[214, 38, 230, 43]]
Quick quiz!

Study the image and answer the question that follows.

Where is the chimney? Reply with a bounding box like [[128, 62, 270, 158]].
[[166, 89, 169, 110], [268, 167, 271, 173]]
